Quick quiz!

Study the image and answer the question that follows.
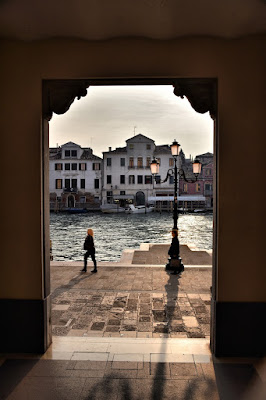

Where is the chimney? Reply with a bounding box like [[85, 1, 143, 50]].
[[109, 147, 112, 152]]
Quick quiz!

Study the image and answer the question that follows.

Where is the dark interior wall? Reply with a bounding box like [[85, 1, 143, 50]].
[[0, 36, 265, 354]]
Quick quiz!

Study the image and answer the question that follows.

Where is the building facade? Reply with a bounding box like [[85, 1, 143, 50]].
[[49, 142, 102, 211], [101, 134, 181, 208], [179, 151, 213, 210], [49, 138, 212, 211]]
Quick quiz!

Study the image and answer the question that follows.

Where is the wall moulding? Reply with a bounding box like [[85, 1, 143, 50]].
[[42, 78, 217, 120]]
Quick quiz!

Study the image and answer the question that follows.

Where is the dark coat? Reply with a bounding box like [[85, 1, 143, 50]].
[[84, 234, 95, 254], [168, 236, 180, 258]]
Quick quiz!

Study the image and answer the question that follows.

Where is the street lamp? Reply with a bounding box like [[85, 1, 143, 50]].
[[150, 139, 202, 232]]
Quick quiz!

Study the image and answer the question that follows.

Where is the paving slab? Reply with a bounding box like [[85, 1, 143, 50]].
[[51, 263, 212, 339]]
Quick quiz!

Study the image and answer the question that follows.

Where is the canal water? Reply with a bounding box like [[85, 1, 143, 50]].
[[50, 212, 213, 262]]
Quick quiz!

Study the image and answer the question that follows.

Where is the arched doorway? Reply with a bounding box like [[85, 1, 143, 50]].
[[136, 191, 145, 206], [67, 195, 75, 208]]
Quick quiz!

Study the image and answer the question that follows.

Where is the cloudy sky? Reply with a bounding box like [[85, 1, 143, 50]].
[[49, 85, 213, 159]]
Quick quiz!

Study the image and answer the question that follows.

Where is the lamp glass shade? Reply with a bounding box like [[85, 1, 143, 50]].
[[150, 158, 159, 175], [170, 140, 180, 156], [193, 160, 202, 174]]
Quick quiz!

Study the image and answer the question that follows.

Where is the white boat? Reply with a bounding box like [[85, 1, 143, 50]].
[[125, 204, 154, 214], [100, 204, 125, 213]]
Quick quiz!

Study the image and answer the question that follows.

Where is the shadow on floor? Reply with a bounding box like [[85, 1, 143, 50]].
[[213, 362, 265, 400]]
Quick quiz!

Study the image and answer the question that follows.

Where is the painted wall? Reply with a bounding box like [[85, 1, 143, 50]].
[[0, 36, 265, 303], [49, 146, 102, 199], [180, 163, 213, 196], [102, 135, 180, 204]]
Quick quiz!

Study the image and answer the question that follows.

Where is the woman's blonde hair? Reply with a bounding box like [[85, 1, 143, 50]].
[[87, 228, 94, 236]]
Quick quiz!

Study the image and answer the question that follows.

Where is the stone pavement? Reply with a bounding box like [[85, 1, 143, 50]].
[[51, 265, 212, 339]]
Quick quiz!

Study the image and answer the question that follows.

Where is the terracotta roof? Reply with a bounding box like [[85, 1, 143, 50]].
[[49, 148, 61, 159], [126, 133, 155, 143], [154, 145, 171, 154], [196, 152, 213, 158], [103, 147, 127, 154], [80, 149, 102, 160]]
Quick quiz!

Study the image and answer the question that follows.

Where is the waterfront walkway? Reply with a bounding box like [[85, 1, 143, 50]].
[[51, 265, 212, 339], [50, 244, 212, 338], [0, 244, 265, 399]]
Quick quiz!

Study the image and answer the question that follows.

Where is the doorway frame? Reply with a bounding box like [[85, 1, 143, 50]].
[[42, 77, 218, 353]]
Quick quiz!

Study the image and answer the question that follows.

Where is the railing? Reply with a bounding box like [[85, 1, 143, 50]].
[[63, 187, 78, 193]]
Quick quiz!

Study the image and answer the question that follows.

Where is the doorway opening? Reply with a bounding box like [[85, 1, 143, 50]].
[[43, 78, 217, 351], [136, 191, 145, 206], [67, 195, 75, 208]]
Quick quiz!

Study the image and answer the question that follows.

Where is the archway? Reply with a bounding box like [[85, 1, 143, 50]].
[[136, 191, 145, 206], [67, 195, 75, 208], [42, 77, 217, 353]]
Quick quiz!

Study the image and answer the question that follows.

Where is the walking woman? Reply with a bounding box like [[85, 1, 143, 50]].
[[81, 228, 97, 273]]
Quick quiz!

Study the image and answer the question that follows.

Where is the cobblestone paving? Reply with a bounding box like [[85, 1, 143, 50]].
[[51, 266, 212, 339]]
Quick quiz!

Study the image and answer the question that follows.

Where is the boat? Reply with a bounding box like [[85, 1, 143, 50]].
[[100, 204, 125, 213], [125, 204, 154, 214]]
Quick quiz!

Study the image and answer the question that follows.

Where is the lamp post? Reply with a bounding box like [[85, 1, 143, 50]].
[[150, 140, 202, 261]]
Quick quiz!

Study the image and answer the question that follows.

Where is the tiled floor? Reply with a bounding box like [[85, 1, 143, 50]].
[[1, 337, 265, 399]]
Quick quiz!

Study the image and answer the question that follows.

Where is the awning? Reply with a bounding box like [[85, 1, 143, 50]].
[[148, 195, 206, 201]]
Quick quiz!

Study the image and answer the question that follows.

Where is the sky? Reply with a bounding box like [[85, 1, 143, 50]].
[[49, 85, 213, 159]]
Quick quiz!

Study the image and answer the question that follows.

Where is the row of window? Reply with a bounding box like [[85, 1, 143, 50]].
[[106, 175, 171, 185], [55, 179, 212, 192], [182, 183, 201, 192], [64, 150, 77, 158], [106, 157, 174, 168], [181, 183, 213, 192], [127, 143, 152, 150], [55, 162, 101, 171], [55, 179, 100, 190]]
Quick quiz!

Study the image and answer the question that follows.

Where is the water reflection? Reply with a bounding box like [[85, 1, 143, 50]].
[[50, 212, 213, 261]]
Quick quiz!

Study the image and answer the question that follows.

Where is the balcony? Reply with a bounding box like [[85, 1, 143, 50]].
[[63, 187, 78, 193]]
